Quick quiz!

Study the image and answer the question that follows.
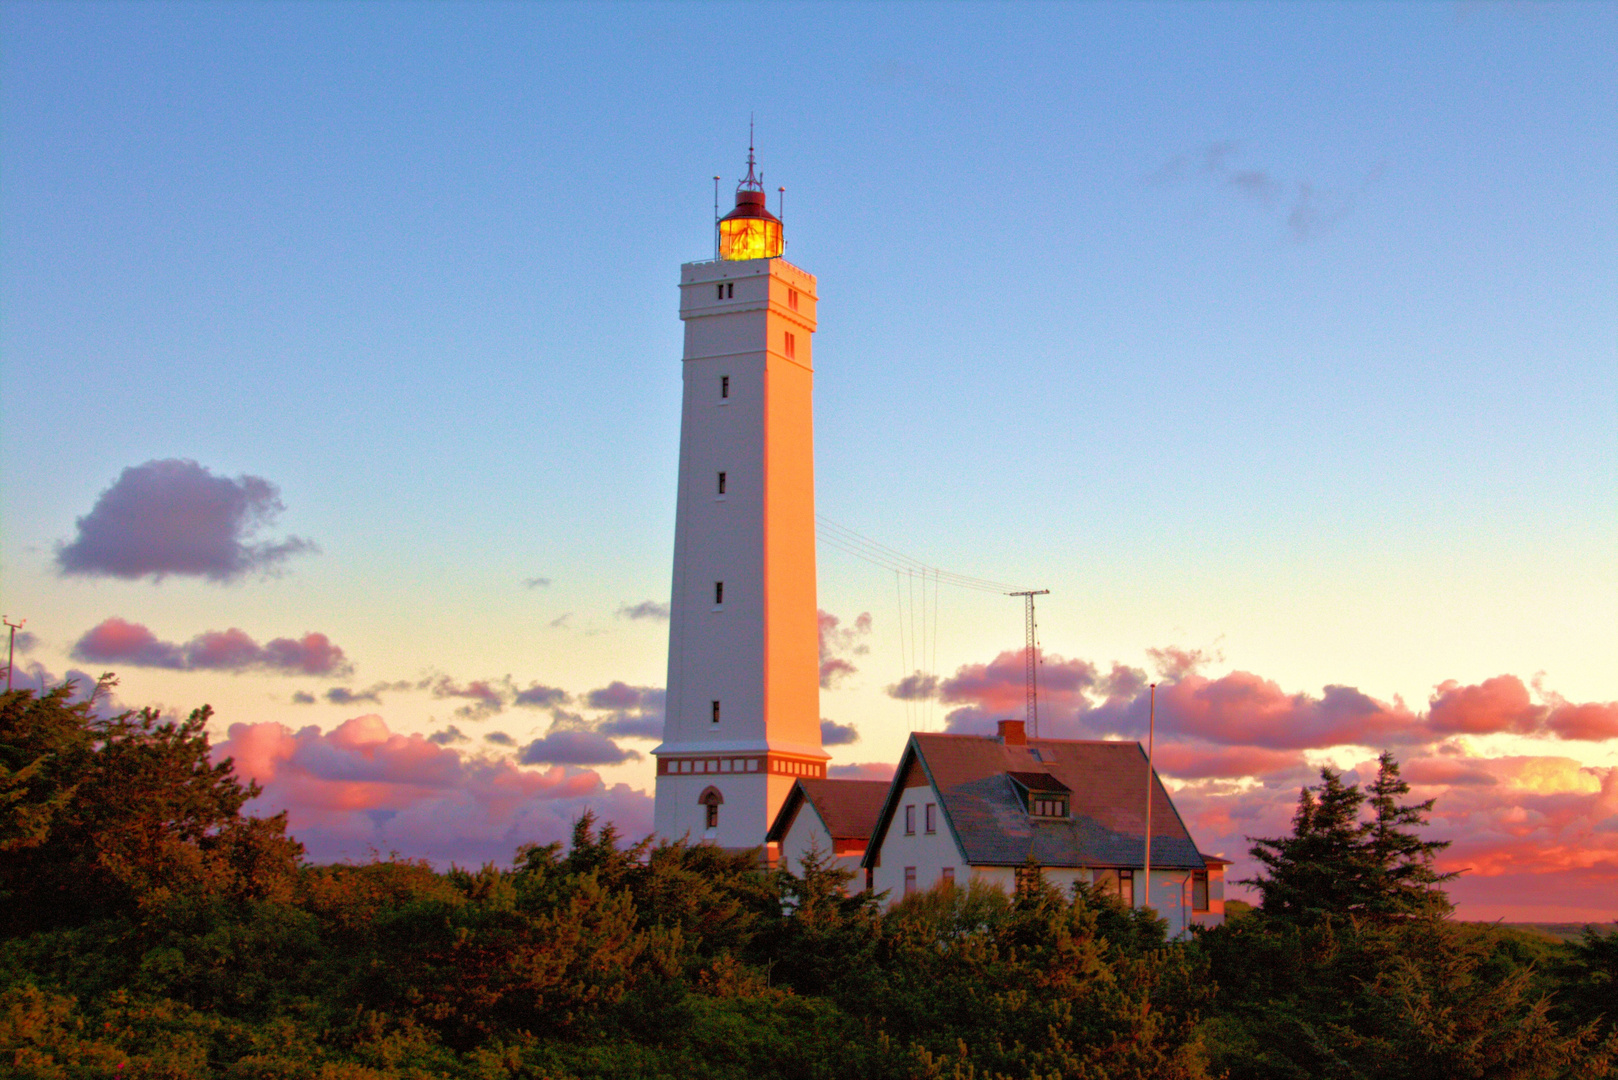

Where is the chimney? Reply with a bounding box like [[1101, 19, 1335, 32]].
[[997, 719, 1026, 746]]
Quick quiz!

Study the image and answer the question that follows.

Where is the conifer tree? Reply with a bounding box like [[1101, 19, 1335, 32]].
[[1244, 752, 1452, 922]]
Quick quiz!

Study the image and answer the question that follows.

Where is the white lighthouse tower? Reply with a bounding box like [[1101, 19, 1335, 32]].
[[652, 145, 827, 848]]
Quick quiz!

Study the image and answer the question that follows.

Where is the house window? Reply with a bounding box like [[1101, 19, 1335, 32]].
[[940, 867, 954, 887], [924, 804, 937, 834], [720, 376, 729, 399], [706, 804, 718, 828], [1118, 870, 1134, 907], [1014, 863, 1042, 895], [1030, 797, 1067, 818], [717, 471, 727, 495], [711, 700, 720, 724], [784, 332, 796, 359], [714, 581, 724, 605], [1192, 871, 1209, 913], [904, 867, 917, 895], [904, 805, 915, 835], [788, 288, 799, 310]]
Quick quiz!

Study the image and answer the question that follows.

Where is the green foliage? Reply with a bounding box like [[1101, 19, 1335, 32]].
[[3, 690, 1611, 1079], [0, 680, 304, 936], [1205, 751, 1615, 1080]]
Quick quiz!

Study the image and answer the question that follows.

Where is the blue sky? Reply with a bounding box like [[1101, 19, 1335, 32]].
[[4, 2, 1615, 915]]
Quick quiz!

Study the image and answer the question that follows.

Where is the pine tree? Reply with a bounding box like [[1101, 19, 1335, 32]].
[[1244, 753, 1452, 922], [1363, 750, 1456, 917]]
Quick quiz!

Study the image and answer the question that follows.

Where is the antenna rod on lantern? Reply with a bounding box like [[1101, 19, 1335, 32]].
[[778, 186, 785, 229], [713, 176, 721, 260], [1144, 682, 1156, 911]]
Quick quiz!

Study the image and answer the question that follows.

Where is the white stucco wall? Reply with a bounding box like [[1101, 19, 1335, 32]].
[[778, 802, 866, 893], [653, 256, 825, 844], [867, 774, 1222, 936]]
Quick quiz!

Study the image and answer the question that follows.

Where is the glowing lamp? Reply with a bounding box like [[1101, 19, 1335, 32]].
[[719, 189, 783, 261]]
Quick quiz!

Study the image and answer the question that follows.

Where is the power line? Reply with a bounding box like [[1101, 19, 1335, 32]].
[[815, 516, 1023, 594]]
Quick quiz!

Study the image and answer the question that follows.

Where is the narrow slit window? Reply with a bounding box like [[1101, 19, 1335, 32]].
[[784, 331, 796, 359], [706, 804, 718, 828], [717, 471, 727, 495], [714, 581, 724, 605], [726, 282, 734, 298], [788, 288, 799, 310], [716, 283, 724, 300], [720, 376, 730, 399], [711, 700, 720, 724]]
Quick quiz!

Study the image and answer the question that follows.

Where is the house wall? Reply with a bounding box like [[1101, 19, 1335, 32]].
[[779, 802, 867, 893], [868, 773, 1223, 937], [870, 781, 971, 898]]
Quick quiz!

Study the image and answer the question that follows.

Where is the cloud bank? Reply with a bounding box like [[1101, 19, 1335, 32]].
[[57, 459, 316, 582], [898, 646, 1618, 921], [215, 714, 652, 867], [73, 617, 352, 677]]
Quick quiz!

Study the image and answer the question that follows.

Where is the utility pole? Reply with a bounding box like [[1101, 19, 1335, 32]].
[[1006, 590, 1049, 737], [3, 617, 24, 693], [1143, 682, 1156, 911]]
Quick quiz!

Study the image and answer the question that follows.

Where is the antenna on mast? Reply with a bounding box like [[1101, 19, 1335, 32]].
[[1006, 590, 1050, 737], [3, 617, 24, 694]]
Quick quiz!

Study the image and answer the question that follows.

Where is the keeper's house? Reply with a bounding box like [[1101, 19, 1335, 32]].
[[766, 778, 889, 893], [858, 720, 1227, 934]]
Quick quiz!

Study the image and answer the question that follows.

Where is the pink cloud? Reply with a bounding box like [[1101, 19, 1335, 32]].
[[919, 644, 1618, 919], [819, 609, 872, 689], [1427, 676, 1618, 742], [215, 715, 652, 866], [1149, 743, 1308, 781], [72, 618, 352, 676]]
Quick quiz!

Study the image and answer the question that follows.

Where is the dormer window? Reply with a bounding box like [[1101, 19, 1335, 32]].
[[1030, 796, 1068, 818], [1008, 771, 1072, 819]]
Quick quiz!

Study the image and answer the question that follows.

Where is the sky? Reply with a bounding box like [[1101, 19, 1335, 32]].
[[3, 1, 1615, 922]]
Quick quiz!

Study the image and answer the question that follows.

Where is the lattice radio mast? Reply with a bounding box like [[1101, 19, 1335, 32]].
[[1006, 590, 1049, 736]]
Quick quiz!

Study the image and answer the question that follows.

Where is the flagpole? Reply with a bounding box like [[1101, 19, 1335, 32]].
[[1143, 682, 1155, 911]]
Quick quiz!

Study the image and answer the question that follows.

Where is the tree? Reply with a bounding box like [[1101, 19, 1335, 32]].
[[1244, 752, 1452, 922], [0, 679, 302, 936]]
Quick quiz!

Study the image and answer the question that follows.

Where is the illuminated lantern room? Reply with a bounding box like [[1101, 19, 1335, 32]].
[[718, 143, 783, 261]]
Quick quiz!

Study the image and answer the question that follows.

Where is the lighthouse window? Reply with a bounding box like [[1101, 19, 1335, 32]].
[[706, 804, 719, 828], [727, 282, 734, 298], [784, 332, 796, 359], [717, 471, 727, 495], [711, 700, 720, 724], [716, 284, 723, 300], [788, 288, 799, 310], [720, 376, 730, 399], [714, 581, 724, 605]]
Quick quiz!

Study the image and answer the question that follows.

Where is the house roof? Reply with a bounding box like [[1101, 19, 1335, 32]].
[[766, 778, 890, 844], [863, 732, 1207, 871]]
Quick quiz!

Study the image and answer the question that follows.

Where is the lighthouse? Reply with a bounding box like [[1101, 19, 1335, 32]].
[[652, 145, 827, 848]]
